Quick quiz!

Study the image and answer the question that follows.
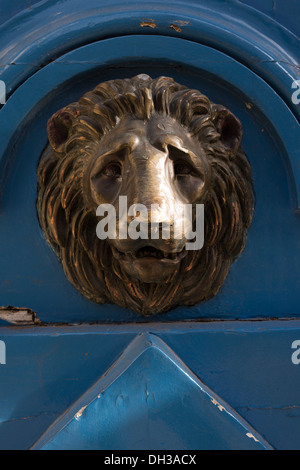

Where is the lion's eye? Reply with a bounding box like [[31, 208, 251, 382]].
[[173, 161, 193, 176], [102, 163, 122, 178]]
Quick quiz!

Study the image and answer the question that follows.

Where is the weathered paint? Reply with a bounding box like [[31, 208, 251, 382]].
[[0, 308, 40, 326], [0, 35, 299, 323], [0, 321, 299, 449], [0, 0, 299, 451], [31, 333, 273, 450]]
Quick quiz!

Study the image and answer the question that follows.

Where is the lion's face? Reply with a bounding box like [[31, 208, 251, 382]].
[[84, 113, 210, 284], [37, 75, 254, 316]]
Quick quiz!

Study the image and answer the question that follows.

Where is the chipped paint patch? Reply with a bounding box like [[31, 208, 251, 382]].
[[246, 433, 259, 443], [140, 20, 156, 29], [0, 306, 41, 325], [74, 406, 87, 420], [211, 398, 225, 412], [170, 24, 182, 32]]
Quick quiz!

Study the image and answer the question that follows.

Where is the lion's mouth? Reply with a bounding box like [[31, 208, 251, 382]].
[[110, 244, 187, 283], [136, 246, 187, 261], [112, 245, 187, 263]]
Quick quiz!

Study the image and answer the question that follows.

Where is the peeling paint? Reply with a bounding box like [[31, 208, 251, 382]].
[[0, 306, 41, 325], [74, 406, 87, 420], [246, 433, 259, 443], [170, 24, 182, 32], [211, 398, 225, 412], [140, 20, 156, 29]]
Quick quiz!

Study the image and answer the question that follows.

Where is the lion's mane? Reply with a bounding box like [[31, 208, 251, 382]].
[[37, 75, 254, 315]]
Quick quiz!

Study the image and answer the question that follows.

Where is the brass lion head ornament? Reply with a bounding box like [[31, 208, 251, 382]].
[[37, 75, 254, 315]]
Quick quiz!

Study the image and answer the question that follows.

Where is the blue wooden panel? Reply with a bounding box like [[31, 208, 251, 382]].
[[0, 0, 299, 451], [32, 335, 272, 450], [239, 0, 300, 38], [0, 329, 136, 449], [0, 36, 299, 323], [0, 0, 41, 26], [0, 0, 299, 121], [0, 322, 300, 449]]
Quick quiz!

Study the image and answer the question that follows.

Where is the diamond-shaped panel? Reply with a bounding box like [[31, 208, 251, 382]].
[[32, 334, 272, 450]]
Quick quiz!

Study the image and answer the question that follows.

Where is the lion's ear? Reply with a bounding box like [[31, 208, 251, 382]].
[[47, 107, 78, 152], [213, 105, 243, 152]]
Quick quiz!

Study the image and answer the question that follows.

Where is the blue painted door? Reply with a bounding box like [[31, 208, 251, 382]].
[[0, 0, 299, 450]]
